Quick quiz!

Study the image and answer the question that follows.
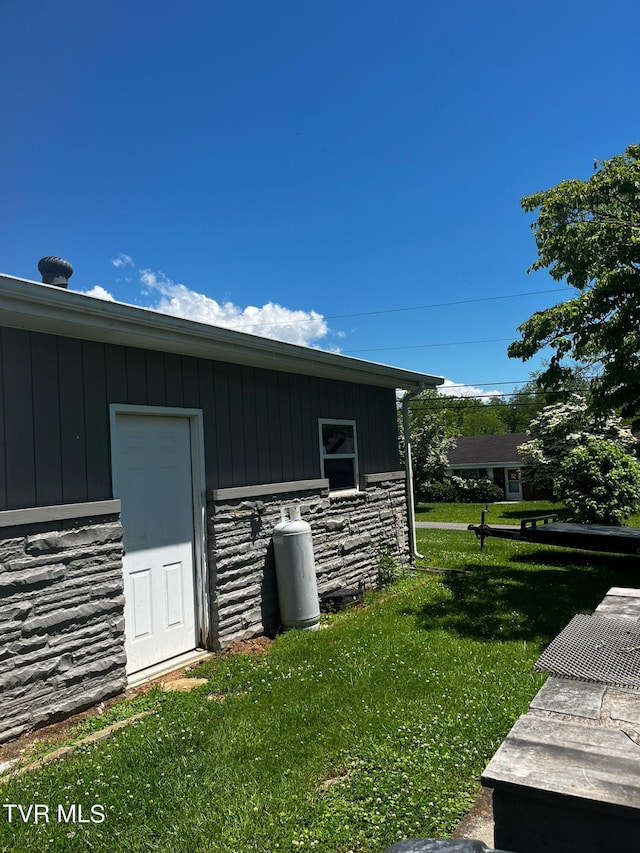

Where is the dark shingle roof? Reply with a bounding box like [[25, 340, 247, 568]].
[[447, 433, 529, 467]]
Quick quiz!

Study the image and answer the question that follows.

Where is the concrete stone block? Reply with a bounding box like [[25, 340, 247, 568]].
[[25, 522, 122, 554], [57, 653, 127, 687], [215, 583, 262, 608], [22, 596, 125, 636], [0, 564, 66, 591], [89, 580, 125, 599], [339, 534, 372, 554], [324, 517, 347, 532], [0, 657, 62, 692], [0, 719, 33, 745], [0, 538, 26, 563], [0, 600, 33, 621]]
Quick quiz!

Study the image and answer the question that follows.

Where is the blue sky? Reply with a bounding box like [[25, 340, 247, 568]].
[[2, 0, 638, 397]]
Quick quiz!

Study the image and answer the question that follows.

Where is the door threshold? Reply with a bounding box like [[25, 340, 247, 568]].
[[127, 649, 213, 688]]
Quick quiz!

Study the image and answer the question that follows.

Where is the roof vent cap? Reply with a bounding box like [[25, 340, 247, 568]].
[[38, 256, 73, 288]]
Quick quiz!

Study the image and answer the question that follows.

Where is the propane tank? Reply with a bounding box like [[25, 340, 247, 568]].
[[272, 505, 320, 630]]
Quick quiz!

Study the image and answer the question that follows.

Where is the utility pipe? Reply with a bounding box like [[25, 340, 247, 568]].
[[402, 382, 426, 562]]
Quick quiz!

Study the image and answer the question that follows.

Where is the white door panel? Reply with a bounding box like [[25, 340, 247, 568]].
[[114, 414, 197, 674]]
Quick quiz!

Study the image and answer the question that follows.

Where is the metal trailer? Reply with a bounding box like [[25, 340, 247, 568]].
[[468, 512, 640, 556]]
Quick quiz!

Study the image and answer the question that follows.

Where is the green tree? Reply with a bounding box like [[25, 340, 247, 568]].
[[518, 394, 637, 496], [506, 368, 591, 432], [458, 406, 509, 436], [556, 439, 640, 525], [400, 390, 455, 498], [508, 144, 640, 424]]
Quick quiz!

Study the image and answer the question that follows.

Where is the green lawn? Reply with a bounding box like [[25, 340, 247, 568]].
[[415, 500, 562, 524], [415, 500, 640, 526], [2, 530, 637, 853]]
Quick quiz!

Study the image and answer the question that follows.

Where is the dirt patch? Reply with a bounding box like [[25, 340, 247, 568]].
[[0, 685, 149, 769], [452, 786, 494, 847], [161, 677, 209, 692], [223, 636, 273, 656], [0, 636, 274, 768]]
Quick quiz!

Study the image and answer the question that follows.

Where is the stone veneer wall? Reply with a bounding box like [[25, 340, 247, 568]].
[[0, 501, 127, 745], [207, 472, 409, 648]]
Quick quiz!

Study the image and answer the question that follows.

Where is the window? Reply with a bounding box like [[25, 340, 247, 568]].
[[319, 420, 359, 492]]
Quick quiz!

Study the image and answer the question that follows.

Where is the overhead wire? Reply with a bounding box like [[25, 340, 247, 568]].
[[343, 337, 514, 354], [226, 286, 567, 331]]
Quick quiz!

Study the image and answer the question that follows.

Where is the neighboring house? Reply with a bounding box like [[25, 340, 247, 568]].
[[0, 259, 442, 743], [447, 433, 539, 501]]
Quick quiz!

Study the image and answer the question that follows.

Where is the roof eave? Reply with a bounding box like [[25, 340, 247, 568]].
[[0, 274, 444, 391]]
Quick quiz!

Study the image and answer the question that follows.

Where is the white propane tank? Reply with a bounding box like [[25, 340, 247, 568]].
[[272, 505, 320, 630]]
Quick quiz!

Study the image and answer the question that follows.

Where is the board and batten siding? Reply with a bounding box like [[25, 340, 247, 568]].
[[0, 327, 401, 511]]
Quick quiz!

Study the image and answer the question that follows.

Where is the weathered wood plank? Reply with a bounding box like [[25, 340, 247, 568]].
[[482, 714, 640, 808], [529, 677, 605, 719]]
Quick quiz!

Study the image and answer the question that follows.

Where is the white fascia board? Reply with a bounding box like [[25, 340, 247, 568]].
[[0, 275, 443, 391]]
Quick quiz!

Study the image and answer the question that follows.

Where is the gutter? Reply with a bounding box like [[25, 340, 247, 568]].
[[0, 274, 443, 392], [402, 382, 426, 562]]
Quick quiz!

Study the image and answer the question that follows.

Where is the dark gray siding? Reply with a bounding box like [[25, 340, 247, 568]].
[[0, 327, 401, 510]]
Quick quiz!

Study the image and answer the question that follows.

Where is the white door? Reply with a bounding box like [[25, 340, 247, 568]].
[[505, 468, 523, 501], [113, 414, 197, 674]]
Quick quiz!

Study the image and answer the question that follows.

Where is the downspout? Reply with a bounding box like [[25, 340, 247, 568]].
[[402, 382, 426, 562]]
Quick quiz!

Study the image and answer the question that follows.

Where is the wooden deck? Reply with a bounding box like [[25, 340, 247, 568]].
[[482, 587, 640, 852]]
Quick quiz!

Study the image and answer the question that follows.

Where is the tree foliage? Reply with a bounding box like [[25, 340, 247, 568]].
[[402, 390, 456, 497], [556, 439, 640, 525], [509, 144, 640, 423], [518, 394, 637, 495]]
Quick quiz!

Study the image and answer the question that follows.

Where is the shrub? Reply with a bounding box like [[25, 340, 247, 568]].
[[518, 395, 638, 494], [419, 477, 504, 504], [556, 439, 640, 525], [377, 548, 399, 588], [462, 478, 505, 503], [420, 480, 457, 503]]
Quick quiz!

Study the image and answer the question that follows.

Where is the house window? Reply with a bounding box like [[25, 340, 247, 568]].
[[319, 419, 359, 492]]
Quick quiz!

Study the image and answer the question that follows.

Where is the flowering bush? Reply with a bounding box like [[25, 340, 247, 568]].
[[518, 395, 637, 495], [421, 477, 504, 504]]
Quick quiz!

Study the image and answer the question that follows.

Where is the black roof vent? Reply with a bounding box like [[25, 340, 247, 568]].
[[38, 256, 73, 288]]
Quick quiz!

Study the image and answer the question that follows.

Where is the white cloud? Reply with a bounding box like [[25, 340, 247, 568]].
[[74, 263, 330, 347], [77, 285, 116, 301], [139, 269, 328, 347], [112, 253, 135, 269], [437, 378, 502, 399]]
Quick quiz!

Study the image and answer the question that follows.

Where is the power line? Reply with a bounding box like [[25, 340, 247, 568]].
[[344, 337, 513, 354], [437, 380, 536, 388], [323, 288, 566, 321], [410, 387, 589, 404], [227, 287, 567, 331]]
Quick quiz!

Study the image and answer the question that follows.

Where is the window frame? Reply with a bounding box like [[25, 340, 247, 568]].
[[318, 418, 359, 493]]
